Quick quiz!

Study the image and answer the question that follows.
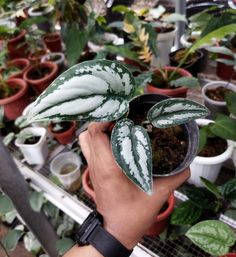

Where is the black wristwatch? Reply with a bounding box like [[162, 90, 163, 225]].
[[75, 210, 133, 257]]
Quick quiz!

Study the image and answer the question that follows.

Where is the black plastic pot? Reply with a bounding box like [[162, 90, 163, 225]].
[[169, 48, 207, 77], [128, 93, 199, 177]]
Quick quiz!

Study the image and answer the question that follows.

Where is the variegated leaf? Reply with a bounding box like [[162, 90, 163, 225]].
[[147, 98, 209, 128], [27, 60, 135, 123], [111, 118, 153, 195]]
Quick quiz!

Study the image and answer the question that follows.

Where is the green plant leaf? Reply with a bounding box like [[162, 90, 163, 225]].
[[186, 220, 236, 256], [56, 238, 75, 255], [0, 194, 14, 214], [147, 98, 209, 128], [162, 13, 187, 24], [206, 46, 234, 56], [27, 60, 135, 123], [23, 231, 41, 255], [209, 114, 236, 141], [29, 191, 45, 212], [222, 178, 236, 201], [171, 201, 202, 225], [170, 77, 200, 89], [112, 5, 131, 14], [111, 118, 153, 195], [225, 92, 236, 116], [134, 71, 153, 88], [224, 209, 236, 220], [2, 230, 24, 251], [143, 23, 158, 57], [200, 177, 222, 199], [19, 17, 48, 29], [217, 58, 235, 66], [198, 127, 207, 153], [3, 132, 15, 146]]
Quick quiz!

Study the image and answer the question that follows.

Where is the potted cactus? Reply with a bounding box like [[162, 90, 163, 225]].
[[25, 60, 208, 195]]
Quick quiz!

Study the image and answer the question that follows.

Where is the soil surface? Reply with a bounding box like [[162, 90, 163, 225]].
[[0, 84, 19, 99], [173, 49, 200, 65], [151, 70, 182, 89], [198, 137, 227, 157], [28, 67, 51, 80], [24, 136, 40, 145], [52, 121, 72, 133], [129, 103, 188, 175], [206, 86, 234, 101]]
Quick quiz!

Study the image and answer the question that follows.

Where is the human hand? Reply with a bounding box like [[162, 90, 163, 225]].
[[79, 122, 190, 249]]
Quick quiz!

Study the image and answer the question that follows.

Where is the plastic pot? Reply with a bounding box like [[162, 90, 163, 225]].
[[7, 58, 30, 79], [41, 52, 65, 73], [146, 66, 192, 98], [43, 33, 62, 52], [0, 78, 31, 120], [145, 193, 175, 236], [23, 61, 58, 94], [50, 152, 82, 191], [82, 168, 96, 203], [216, 53, 236, 80], [188, 119, 234, 187], [15, 127, 48, 165], [202, 81, 236, 117]]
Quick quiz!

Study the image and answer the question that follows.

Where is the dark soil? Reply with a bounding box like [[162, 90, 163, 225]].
[[0, 84, 19, 99], [129, 103, 188, 175], [155, 26, 175, 33], [198, 137, 227, 157], [187, 35, 198, 43], [151, 70, 182, 89], [24, 136, 40, 145], [28, 67, 51, 80], [173, 49, 200, 65], [52, 121, 72, 133], [206, 86, 234, 102], [33, 5, 48, 13], [49, 55, 61, 62]]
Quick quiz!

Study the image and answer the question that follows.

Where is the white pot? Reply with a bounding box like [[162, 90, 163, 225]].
[[41, 53, 65, 71], [28, 4, 54, 17], [50, 152, 82, 190], [188, 119, 234, 187], [180, 31, 201, 48], [202, 81, 236, 117], [15, 127, 48, 165], [232, 142, 236, 168], [151, 27, 177, 67]]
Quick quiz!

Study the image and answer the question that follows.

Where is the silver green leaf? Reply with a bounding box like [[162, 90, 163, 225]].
[[147, 98, 209, 128], [111, 118, 153, 195], [186, 220, 236, 256], [27, 60, 135, 123]]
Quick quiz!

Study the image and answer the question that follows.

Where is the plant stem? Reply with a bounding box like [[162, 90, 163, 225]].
[[0, 240, 10, 257]]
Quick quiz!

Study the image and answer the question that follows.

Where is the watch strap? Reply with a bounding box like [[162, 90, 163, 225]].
[[88, 225, 133, 257]]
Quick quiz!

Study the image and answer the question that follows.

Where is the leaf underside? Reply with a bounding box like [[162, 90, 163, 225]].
[[111, 118, 153, 195]]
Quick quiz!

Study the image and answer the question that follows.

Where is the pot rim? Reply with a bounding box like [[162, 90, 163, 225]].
[[8, 30, 26, 44], [28, 4, 54, 16]]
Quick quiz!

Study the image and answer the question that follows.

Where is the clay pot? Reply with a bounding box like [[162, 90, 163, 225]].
[[48, 121, 76, 145], [43, 33, 62, 52], [82, 168, 96, 203], [146, 66, 192, 98], [0, 78, 31, 120], [28, 49, 47, 64], [23, 61, 58, 94], [7, 58, 30, 79], [216, 53, 236, 80], [145, 193, 175, 236], [7, 30, 29, 59], [220, 254, 236, 257]]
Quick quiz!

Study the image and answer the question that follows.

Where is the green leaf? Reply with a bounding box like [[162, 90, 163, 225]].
[[186, 220, 236, 256], [4, 210, 17, 224], [198, 127, 207, 153], [200, 177, 222, 199], [29, 191, 45, 212], [112, 5, 131, 14], [2, 230, 24, 251], [225, 92, 236, 116], [206, 46, 234, 56], [222, 178, 236, 201], [56, 238, 75, 255], [27, 60, 135, 123], [170, 77, 200, 89], [0, 194, 14, 214], [134, 71, 153, 88], [14, 116, 28, 129], [209, 114, 236, 141], [162, 13, 187, 24], [111, 118, 153, 195], [171, 201, 202, 225], [224, 209, 236, 220], [147, 98, 209, 128], [19, 17, 48, 29], [217, 58, 235, 67], [23, 232, 41, 254], [43, 202, 59, 218], [143, 23, 158, 57], [3, 132, 15, 146]]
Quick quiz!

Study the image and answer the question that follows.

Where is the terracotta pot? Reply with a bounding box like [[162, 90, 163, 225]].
[[220, 254, 236, 257], [146, 66, 192, 98], [7, 30, 29, 59], [23, 61, 58, 94], [216, 53, 236, 80], [28, 49, 47, 64], [145, 193, 175, 236], [0, 78, 31, 120], [48, 121, 76, 145], [7, 58, 30, 79], [82, 168, 96, 203], [43, 33, 62, 52]]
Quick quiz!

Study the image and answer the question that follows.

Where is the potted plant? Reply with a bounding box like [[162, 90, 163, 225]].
[[26, 60, 208, 195], [7, 58, 30, 79], [43, 33, 63, 53], [48, 120, 76, 145]]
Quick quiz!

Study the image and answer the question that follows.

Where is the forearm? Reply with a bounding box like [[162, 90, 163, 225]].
[[63, 245, 104, 257]]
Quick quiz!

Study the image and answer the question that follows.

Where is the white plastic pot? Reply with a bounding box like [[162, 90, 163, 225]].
[[50, 152, 82, 190], [151, 27, 177, 67], [180, 31, 201, 48], [41, 52, 65, 72], [15, 127, 48, 165], [202, 81, 236, 117], [188, 119, 234, 187]]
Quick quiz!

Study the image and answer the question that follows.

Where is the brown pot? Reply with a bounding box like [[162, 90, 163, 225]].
[[48, 121, 76, 145], [216, 53, 236, 80], [28, 49, 47, 64], [43, 33, 62, 52], [23, 61, 58, 94], [7, 30, 29, 59], [0, 78, 31, 120], [145, 193, 175, 236], [7, 58, 31, 79], [220, 254, 236, 257], [146, 66, 192, 98]]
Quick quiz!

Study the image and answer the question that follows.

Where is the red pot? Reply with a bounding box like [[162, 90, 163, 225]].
[[48, 121, 76, 145], [0, 78, 31, 120], [220, 254, 236, 257], [28, 49, 47, 64], [145, 193, 175, 236], [216, 53, 236, 80], [146, 66, 192, 98], [7, 30, 29, 59], [82, 168, 96, 203], [123, 58, 148, 72], [23, 61, 58, 94], [7, 58, 30, 79], [43, 33, 62, 52]]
